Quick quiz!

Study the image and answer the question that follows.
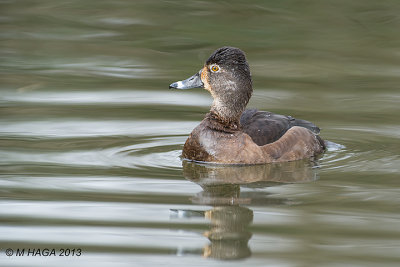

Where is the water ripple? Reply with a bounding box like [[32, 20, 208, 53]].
[[321, 126, 400, 173], [1, 90, 211, 106], [0, 120, 197, 138]]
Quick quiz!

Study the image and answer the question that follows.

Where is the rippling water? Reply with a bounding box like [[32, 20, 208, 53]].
[[1, 1, 400, 266]]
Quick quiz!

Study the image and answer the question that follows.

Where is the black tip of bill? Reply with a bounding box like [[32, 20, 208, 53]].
[[169, 70, 204, 90], [169, 81, 183, 89]]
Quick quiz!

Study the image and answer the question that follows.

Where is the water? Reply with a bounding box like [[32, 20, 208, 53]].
[[1, 1, 400, 266]]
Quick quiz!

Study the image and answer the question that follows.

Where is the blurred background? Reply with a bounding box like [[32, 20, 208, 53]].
[[1, 1, 400, 266]]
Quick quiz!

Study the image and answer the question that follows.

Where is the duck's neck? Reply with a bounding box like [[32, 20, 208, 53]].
[[206, 110, 241, 133], [208, 93, 249, 130], [207, 76, 252, 131]]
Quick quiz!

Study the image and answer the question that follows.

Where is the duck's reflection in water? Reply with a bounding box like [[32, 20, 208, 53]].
[[180, 160, 319, 260]]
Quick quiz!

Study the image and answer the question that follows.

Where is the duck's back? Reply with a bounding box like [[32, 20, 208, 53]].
[[240, 109, 322, 146]]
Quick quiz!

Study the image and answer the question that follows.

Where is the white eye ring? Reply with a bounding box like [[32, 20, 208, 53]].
[[210, 64, 220, 73]]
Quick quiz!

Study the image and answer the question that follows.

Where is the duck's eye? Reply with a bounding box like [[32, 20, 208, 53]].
[[210, 64, 220, 73]]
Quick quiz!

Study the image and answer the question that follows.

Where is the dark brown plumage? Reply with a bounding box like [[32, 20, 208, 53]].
[[169, 47, 325, 164], [240, 108, 322, 146]]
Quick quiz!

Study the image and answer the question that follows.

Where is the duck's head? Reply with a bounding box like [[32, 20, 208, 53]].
[[170, 46, 252, 122]]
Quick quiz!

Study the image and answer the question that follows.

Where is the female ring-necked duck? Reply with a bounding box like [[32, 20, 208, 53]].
[[170, 46, 325, 164]]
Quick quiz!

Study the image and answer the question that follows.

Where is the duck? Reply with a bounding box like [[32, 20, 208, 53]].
[[169, 46, 325, 164]]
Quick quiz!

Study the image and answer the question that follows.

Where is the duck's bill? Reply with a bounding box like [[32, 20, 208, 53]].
[[169, 70, 204, 89]]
